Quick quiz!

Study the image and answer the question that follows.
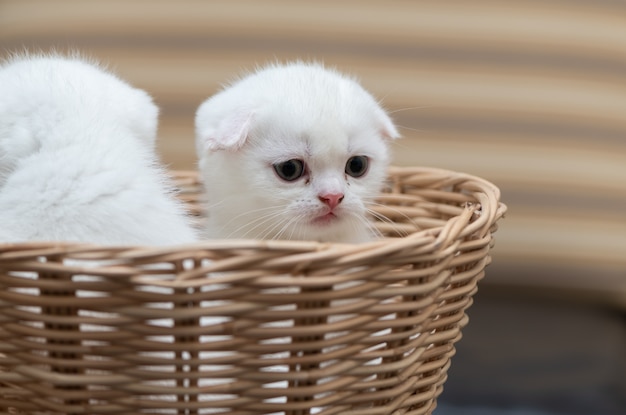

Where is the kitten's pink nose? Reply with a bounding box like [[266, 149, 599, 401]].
[[318, 193, 344, 209]]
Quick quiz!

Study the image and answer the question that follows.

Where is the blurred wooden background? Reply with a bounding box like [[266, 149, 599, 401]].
[[2, 1, 626, 413], [1, 0, 625, 307]]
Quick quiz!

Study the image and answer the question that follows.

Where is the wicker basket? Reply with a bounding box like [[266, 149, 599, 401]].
[[0, 166, 505, 415]]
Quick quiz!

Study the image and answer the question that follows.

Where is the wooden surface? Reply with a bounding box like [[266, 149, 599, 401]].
[[1, 0, 625, 306]]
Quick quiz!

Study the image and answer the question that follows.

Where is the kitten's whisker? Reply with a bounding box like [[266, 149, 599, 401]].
[[366, 207, 396, 225], [203, 199, 227, 211], [365, 201, 417, 237], [396, 124, 428, 135], [345, 209, 383, 240], [362, 214, 384, 239], [367, 200, 416, 223], [235, 206, 307, 240], [257, 214, 291, 240], [387, 105, 439, 134], [387, 105, 440, 115], [292, 217, 309, 241], [208, 191, 296, 237], [365, 210, 394, 238], [282, 214, 308, 241], [214, 204, 285, 237], [227, 209, 287, 239], [268, 213, 307, 241]]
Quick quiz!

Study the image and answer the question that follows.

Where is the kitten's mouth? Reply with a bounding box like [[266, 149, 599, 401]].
[[312, 211, 339, 225]]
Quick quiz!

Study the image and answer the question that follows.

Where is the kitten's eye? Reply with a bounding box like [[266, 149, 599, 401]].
[[273, 159, 305, 181], [345, 156, 369, 178]]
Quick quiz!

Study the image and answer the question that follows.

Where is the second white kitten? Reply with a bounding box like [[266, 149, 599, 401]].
[[195, 62, 399, 243], [0, 54, 196, 245]]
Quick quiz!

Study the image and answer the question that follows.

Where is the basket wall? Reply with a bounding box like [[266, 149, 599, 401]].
[[0, 166, 505, 415]]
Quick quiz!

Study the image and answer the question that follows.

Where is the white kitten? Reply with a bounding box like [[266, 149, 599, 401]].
[[0, 53, 197, 245], [195, 62, 399, 243]]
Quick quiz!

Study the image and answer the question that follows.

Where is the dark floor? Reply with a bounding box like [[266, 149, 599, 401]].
[[436, 287, 626, 415], [436, 403, 560, 415]]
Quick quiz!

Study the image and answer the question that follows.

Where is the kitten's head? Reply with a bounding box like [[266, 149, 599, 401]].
[[196, 62, 399, 243]]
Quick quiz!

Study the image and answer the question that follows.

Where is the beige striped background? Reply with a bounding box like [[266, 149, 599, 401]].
[[1, 0, 625, 307]]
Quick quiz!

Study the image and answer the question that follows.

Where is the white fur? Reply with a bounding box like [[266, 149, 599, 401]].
[[196, 62, 399, 243], [0, 53, 197, 245]]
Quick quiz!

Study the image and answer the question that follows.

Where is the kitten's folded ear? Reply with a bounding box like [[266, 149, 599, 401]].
[[195, 100, 254, 153]]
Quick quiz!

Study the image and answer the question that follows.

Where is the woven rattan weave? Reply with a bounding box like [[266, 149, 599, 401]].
[[0, 166, 505, 415]]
